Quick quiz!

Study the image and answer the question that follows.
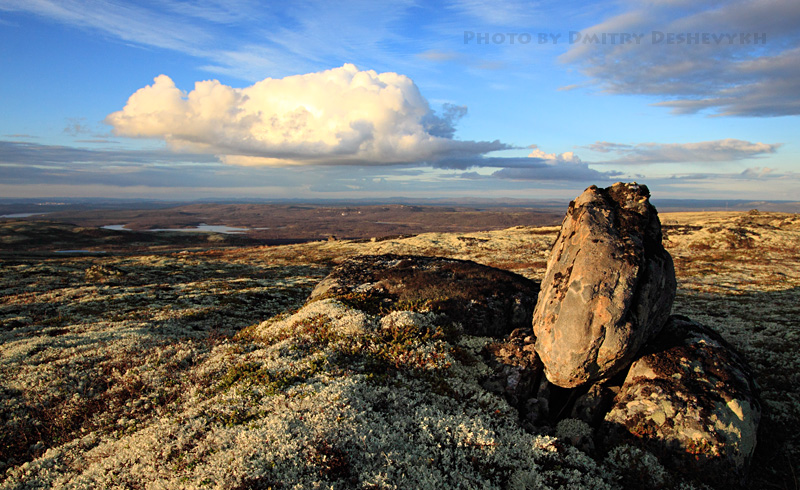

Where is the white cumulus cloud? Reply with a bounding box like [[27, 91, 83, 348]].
[[106, 64, 506, 166], [527, 145, 582, 164], [490, 150, 613, 181]]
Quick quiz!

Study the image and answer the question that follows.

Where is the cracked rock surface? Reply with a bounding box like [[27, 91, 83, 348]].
[[532, 182, 676, 388]]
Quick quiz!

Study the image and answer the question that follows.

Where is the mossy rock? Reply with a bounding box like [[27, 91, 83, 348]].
[[602, 315, 761, 487], [307, 254, 540, 338]]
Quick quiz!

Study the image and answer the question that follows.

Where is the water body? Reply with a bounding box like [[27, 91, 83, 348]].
[[102, 223, 255, 234], [0, 212, 49, 218], [55, 250, 106, 254]]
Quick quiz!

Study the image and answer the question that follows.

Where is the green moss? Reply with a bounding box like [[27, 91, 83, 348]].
[[324, 290, 391, 315], [215, 357, 326, 397]]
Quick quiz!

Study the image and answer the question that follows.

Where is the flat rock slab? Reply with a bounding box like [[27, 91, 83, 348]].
[[308, 254, 540, 338], [602, 315, 761, 487], [533, 182, 676, 388]]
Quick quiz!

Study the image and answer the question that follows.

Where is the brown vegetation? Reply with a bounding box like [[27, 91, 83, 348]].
[[0, 210, 798, 488]]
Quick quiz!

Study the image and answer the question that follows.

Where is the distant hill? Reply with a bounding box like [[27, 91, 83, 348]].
[[651, 199, 800, 213], [1, 203, 565, 243], [2, 196, 799, 216]]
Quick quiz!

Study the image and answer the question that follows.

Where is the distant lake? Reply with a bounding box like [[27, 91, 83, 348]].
[[0, 212, 49, 218], [102, 223, 257, 234], [55, 250, 106, 254]]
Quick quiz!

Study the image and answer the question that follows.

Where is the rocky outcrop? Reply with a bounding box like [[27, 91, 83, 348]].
[[519, 183, 761, 485], [299, 184, 761, 488], [601, 315, 761, 486], [532, 182, 676, 388], [308, 254, 540, 337]]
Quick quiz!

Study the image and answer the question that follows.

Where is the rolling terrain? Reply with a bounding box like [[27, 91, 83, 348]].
[[2, 203, 564, 245], [0, 210, 798, 488]]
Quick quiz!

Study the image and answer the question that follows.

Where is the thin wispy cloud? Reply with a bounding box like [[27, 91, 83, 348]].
[[449, 0, 542, 27], [160, 0, 259, 24], [0, 140, 328, 189], [0, 0, 213, 53], [0, 140, 217, 167], [431, 145, 618, 182], [3, 134, 37, 139], [561, 0, 800, 116], [63, 118, 91, 136], [0, 0, 417, 82], [0, 140, 488, 194], [586, 139, 780, 164], [417, 50, 462, 63], [201, 0, 418, 79], [491, 163, 616, 181], [667, 167, 800, 186], [62, 117, 114, 141]]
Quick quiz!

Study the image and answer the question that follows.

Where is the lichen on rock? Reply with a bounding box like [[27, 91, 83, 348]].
[[532, 182, 677, 388], [308, 254, 541, 338], [602, 315, 761, 487]]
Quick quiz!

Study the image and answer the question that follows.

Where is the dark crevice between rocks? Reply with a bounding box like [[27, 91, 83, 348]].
[[481, 326, 632, 435]]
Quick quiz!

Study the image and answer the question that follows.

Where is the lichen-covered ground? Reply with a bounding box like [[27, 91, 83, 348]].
[[1, 211, 798, 489]]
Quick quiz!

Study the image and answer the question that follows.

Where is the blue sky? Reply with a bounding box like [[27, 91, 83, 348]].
[[0, 0, 798, 201]]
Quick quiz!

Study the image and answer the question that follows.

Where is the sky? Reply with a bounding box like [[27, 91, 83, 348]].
[[0, 0, 798, 202]]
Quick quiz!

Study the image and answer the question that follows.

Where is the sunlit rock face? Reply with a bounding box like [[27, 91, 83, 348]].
[[532, 182, 676, 388], [602, 315, 762, 487], [308, 254, 540, 338]]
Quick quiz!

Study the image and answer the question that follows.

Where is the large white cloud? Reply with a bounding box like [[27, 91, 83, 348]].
[[106, 64, 506, 166]]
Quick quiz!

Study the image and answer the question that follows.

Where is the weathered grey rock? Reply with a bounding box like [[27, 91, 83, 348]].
[[602, 315, 761, 487], [532, 182, 676, 388], [309, 254, 540, 337]]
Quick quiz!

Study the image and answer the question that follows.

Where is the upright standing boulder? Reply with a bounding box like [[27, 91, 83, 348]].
[[532, 182, 676, 388]]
